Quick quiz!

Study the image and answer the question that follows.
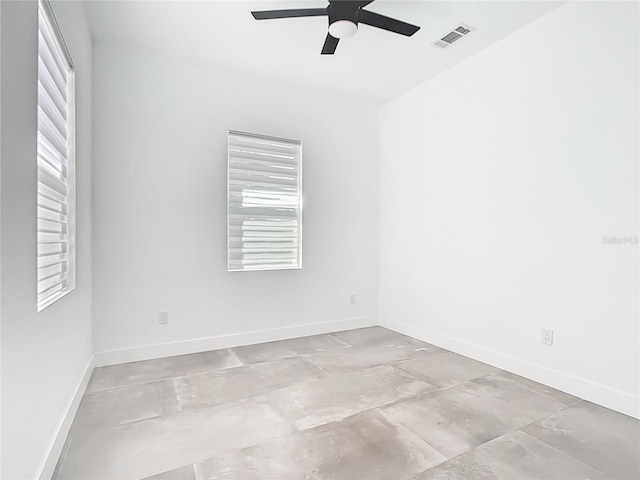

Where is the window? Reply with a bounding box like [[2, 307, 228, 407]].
[[228, 131, 302, 271], [37, 0, 75, 311]]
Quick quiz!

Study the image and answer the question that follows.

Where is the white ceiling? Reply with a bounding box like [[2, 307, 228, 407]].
[[83, 1, 564, 105]]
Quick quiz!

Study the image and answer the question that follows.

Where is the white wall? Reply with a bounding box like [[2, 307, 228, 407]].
[[379, 1, 639, 418], [0, 1, 93, 478], [92, 42, 378, 357]]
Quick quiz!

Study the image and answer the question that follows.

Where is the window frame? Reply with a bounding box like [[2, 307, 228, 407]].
[[227, 130, 303, 272], [36, 0, 76, 311]]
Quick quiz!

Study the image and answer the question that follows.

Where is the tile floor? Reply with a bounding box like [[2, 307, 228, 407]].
[[54, 327, 640, 480]]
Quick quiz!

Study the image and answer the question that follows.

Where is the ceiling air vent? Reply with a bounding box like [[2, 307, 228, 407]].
[[433, 24, 474, 49]]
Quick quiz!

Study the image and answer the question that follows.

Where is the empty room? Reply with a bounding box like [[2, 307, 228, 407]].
[[1, 0, 638, 479]]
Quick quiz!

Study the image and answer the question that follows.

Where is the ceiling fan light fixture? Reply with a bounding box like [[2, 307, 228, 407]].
[[328, 20, 358, 39]]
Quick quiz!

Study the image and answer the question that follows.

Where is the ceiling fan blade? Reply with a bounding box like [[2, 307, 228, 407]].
[[321, 34, 339, 55], [357, 9, 420, 36], [252, 8, 327, 20], [328, 0, 375, 6]]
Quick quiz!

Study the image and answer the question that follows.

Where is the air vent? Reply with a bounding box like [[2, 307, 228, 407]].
[[433, 23, 474, 49]]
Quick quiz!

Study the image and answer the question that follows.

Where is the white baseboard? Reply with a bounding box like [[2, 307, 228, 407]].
[[39, 356, 95, 480], [381, 317, 640, 420], [94, 316, 377, 367]]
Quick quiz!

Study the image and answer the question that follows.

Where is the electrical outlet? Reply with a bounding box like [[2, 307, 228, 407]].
[[159, 311, 169, 325], [349, 294, 357, 305], [541, 328, 553, 346]]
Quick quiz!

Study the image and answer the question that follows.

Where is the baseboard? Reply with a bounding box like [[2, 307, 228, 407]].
[[380, 317, 640, 419], [94, 316, 377, 367], [38, 355, 95, 480]]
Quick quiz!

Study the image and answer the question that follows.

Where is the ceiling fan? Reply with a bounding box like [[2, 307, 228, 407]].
[[251, 0, 420, 55]]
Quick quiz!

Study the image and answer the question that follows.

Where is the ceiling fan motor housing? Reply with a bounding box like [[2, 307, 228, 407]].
[[327, 3, 359, 39]]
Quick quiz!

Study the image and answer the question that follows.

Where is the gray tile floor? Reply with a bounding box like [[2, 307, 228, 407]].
[[54, 327, 640, 480]]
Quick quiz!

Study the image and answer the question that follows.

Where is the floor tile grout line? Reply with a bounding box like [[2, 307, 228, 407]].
[[504, 399, 584, 446], [423, 404, 572, 476], [232, 333, 355, 362], [364, 374, 586, 467], [289, 382, 441, 433], [326, 331, 355, 347], [88, 349, 340, 395], [226, 340, 354, 365], [226, 347, 246, 368], [391, 362, 470, 390], [94, 346, 241, 371], [172, 377, 184, 412], [387, 363, 441, 389], [235, 345, 354, 367], [86, 364, 244, 396], [512, 397, 639, 480], [485, 371, 581, 405], [193, 422, 306, 472], [414, 428, 519, 474], [389, 347, 584, 407], [73, 368, 584, 450], [89, 333, 566, 401], [69, 409, 185, 435], [265, 393, 302, 433], [297, 344, 445, 379], [176, 358, 333, 415], [185, 363, 436, 436], [75, 353, 584, 439], [374, 406, 451, 468], [106, 359, 532, 439], [386, 364, 526, 398], [294, 354, 333, 377], [482, 372, 583, 410], [514, 428, 612, 478], [169, 398, 447, 476], [89, 331, 438, 395], [407, 424, 613, 480], [86, 376, 182, 396], [468, 387, 585, 451], [76, 367, 332, 435]]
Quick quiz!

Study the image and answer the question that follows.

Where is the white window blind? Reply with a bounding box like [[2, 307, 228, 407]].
[[37, 0, 76, 311], [228, 131, 302, 271]]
